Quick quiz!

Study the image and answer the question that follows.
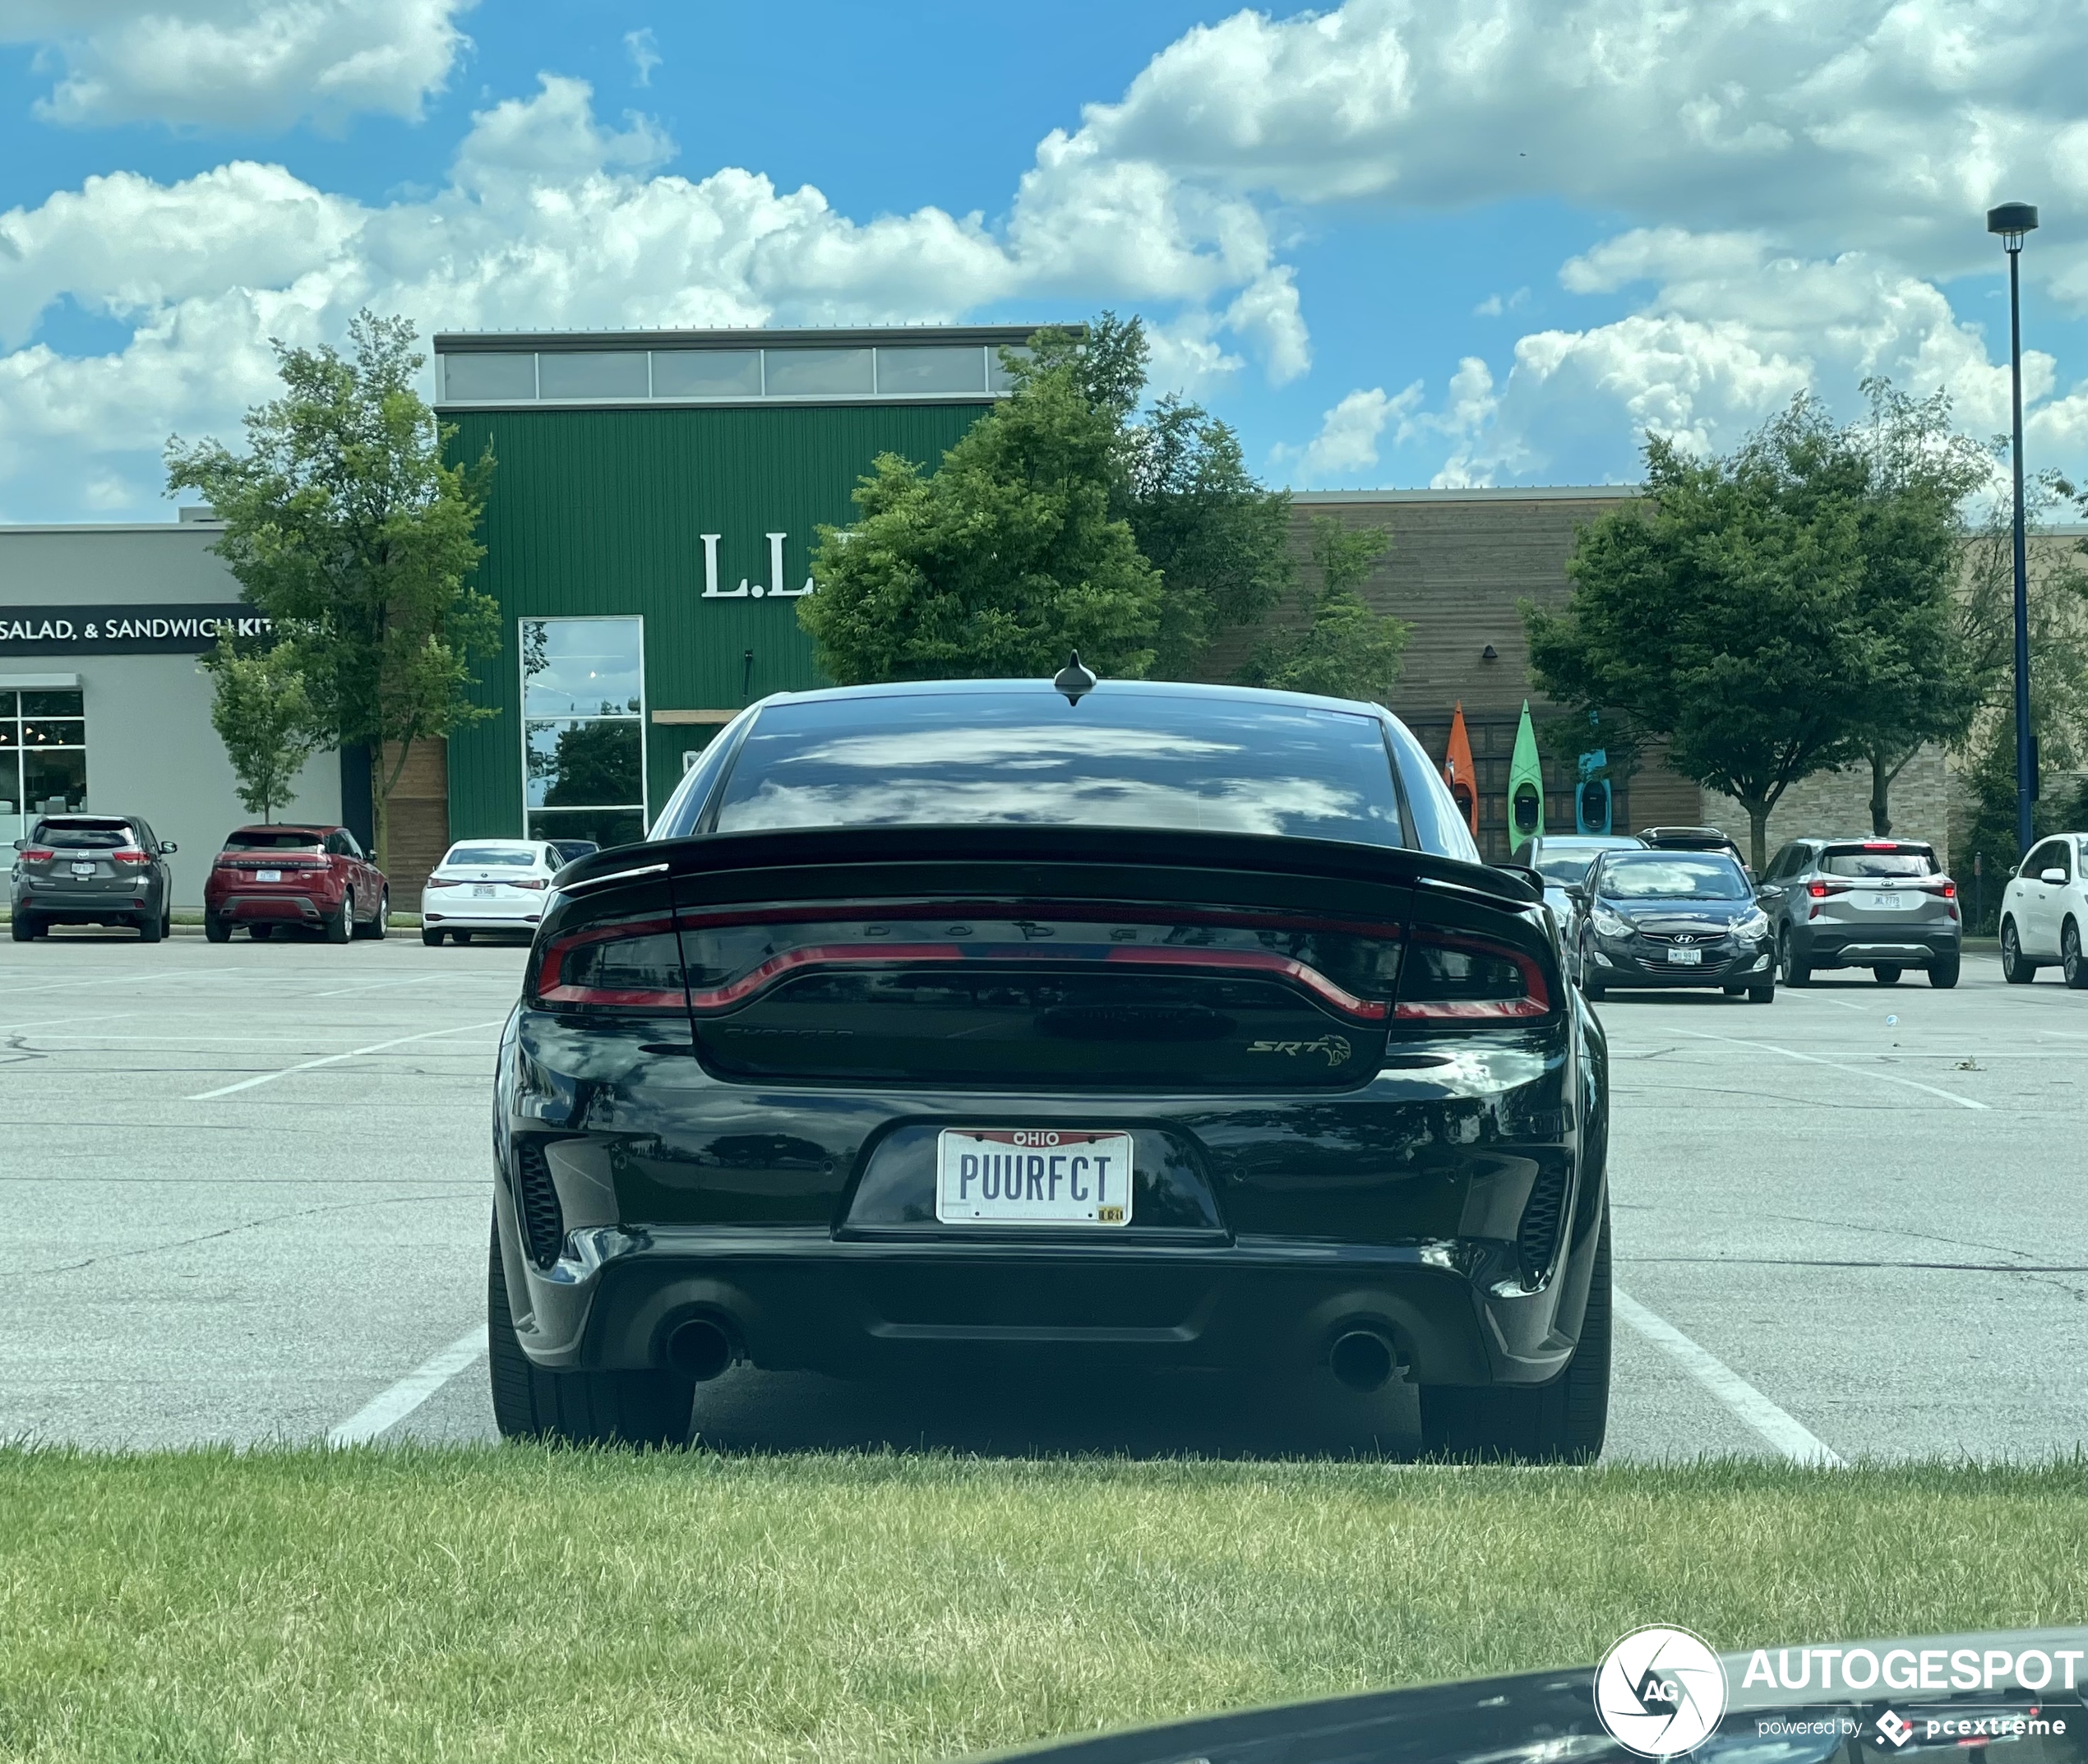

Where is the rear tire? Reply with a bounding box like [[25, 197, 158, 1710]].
[[487, 1217, 692, 1447], [1928, 951, 1960, 989], [326, 889, 353, 944], [2063, 919, 2088, 990], [1779, 931, 1811, 986], [1420, 1203, 1610, 1464], [9, 912, 35, 942], [2001, 918, 2036, 982], [205, 913, 231, 944], [249, 923, 273, 942], [1873, 965, 1902, 985], [453, 930, 473, 945], [421, 926, 444, 948], [136, 906, 163, 943]]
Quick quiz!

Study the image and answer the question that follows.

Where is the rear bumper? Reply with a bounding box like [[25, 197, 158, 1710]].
[[501, 1221, 1595, 1388], [422, 901, 542, 930], [13, 884, 151, 917], [1796, 926, 1957, 967], [210, 891, 335, 921]]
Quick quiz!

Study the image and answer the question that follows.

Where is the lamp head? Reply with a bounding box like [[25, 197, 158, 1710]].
[[1987, 201, 2039, 250]]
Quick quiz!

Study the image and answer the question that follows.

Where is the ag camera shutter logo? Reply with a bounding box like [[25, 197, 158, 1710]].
[[1594, 1626, 1729, 1757]]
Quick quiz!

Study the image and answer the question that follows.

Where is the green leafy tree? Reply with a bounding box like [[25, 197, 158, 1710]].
[[202, 642, 321, 822], [1527, 404, 1882, 870], [800, 313, 1291, 686], [1834, 381, 1999, 835], [1239, 516, 1408, 703], [801, 326, 1161, 681], [164, 312, 498, 869]]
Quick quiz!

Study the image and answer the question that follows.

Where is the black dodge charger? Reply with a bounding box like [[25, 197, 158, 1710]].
[[489, 677, 1613, 1459]]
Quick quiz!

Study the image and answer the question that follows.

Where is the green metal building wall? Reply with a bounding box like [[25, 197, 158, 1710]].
[[442, 399, 990, 838]]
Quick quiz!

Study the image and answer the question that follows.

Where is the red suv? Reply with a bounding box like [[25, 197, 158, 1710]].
[[204, 824, 389, 944]]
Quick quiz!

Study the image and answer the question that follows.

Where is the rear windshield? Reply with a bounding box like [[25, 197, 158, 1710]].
[[1598, 853, 1750, 899], [30, 820, 135, 849], [445, 845, 543, 868], [1822, 847, 1936, 878], [709, 691, 1407, 847], [224, 829, 326, 851]]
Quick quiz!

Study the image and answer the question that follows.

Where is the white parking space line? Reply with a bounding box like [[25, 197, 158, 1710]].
[[1669, 1028, 1989, 1110], [1783, 992, 1870, 1012], [311, 973, 485, 999], [1614, 1289, 1844, 1466], [326, 1326, 488, 1445], [186, 1019, 507, 1100]]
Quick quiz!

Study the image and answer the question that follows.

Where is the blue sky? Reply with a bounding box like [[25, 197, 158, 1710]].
[[1, 1, 2086, 522]]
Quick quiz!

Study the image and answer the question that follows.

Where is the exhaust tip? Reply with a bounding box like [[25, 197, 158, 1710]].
[[1329, 1329, 1397, 1392], [665, 1317, 735, 1382]]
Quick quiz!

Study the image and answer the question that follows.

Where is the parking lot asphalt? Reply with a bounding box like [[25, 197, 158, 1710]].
[[2, 930, 2081, 1460]]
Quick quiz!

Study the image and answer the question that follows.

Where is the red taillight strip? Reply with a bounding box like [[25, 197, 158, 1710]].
[[533, 916, 678, 1006], [677, 940, 1390, 1021], [1393, 932, 1553, 1023]]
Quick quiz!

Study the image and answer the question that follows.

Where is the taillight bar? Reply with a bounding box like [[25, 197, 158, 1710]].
[[1393, 932, 1553, 1024], [534, 917, 682, 1009], [113, 848, 150, 865], [18, 847, 53, 862], [682, 940, 1391, 1022]]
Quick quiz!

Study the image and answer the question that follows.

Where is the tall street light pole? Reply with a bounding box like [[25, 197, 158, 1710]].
[[1988, 201, 2039, 855]]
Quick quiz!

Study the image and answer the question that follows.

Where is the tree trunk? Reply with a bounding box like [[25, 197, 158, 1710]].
[[1743, 801, 1771, 873], [1869, 749, 1892, 838], [370, 746, 389, 874]]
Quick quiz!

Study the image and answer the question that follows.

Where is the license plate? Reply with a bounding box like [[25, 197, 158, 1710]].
[[473, 884, 496, 898], [1861, 891, 1906, 910], [1665, 946, 1703, 966], [70, 861, 95, 876], [935, 1129, 1134, 1226], [257, 868, 282, 883]]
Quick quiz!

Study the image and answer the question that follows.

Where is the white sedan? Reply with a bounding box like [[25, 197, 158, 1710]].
[[1999, 831, 2088, 986], [420, 839, 561, 946]]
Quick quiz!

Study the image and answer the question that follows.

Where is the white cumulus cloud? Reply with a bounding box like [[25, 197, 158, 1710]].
[[0, 0, 477, 131]]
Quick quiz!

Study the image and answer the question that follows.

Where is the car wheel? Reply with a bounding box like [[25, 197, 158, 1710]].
[[487, 1215, 693, 1447], [1779, 931, 1811, 986], [249, 923, 274, 941], [1747, 974, 1776, 1003], [1873, 965, 1902, 985], [1929, 951, 1960, 989], [421, 926, 444, 948], [9, 911, 35, 943], [326, 889, 353, 944], [1419, 1202, 1610, 1464], [353, 885, 389, 940], [453, 930, 473, 945], [1722, 983, 1745, 997], [205, 913, 231, 944], [137, 907, 163, 944], [2064, 919, 2088, 991], [2001, 918, 2035, 982]]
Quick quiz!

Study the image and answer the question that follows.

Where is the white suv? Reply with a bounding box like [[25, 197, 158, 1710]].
[[1999, 833, 2088, 987]]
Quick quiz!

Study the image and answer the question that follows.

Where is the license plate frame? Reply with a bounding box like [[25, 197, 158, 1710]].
[[473, 884, 496, 898], [935, 1129, 1134, 1226], [70, 861, 95, 877], [1665, 946, 1703, 966]]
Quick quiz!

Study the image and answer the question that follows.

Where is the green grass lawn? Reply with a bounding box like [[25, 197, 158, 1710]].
[[2, 1450, 2083, 1764]]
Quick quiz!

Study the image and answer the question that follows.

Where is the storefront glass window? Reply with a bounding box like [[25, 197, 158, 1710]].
[[0, 688, 87, 843], [520, 619, 646, 849]]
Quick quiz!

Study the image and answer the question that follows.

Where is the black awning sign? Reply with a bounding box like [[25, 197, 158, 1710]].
[[0, 605, 273, 656]]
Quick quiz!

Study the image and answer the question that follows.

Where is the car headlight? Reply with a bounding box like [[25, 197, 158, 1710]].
[[1591, 906, 1632, 940], [1734, 907, 1771, 940]]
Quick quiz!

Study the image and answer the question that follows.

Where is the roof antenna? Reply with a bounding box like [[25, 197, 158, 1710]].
[[1053, 649, 1097, 705]]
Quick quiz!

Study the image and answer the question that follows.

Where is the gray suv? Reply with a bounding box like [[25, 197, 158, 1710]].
[[1757, 837, 1961, 988], [11, 814, 177, 942]]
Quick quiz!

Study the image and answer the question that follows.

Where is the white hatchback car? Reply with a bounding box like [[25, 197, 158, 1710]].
[[420, 839, 562, 946], [1999, 831, 2088, 987]]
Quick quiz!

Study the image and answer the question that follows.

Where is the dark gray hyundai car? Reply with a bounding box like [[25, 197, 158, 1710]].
[[487, 676, 1614, 1461], [10, 813, 176, 941]]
